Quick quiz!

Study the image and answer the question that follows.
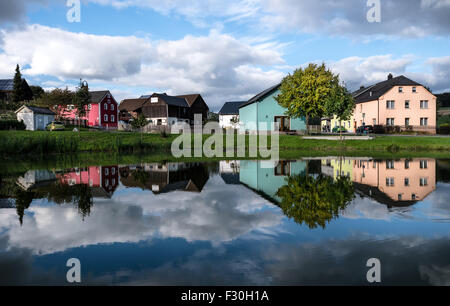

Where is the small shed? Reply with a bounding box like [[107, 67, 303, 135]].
[[15, 106, 56, 131]]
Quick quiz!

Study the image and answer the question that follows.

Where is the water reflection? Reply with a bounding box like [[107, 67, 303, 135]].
[[0, 157, 449, 285]]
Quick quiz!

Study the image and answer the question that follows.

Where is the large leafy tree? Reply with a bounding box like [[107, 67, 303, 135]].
[[276, 174, 355, 229], [276, 63, 338, 134], [325, 82, 355, 140], [35, 87, 74, 119]]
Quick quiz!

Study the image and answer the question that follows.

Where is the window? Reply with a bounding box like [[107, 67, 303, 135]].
[[399, 87, 403, 93], [104, 104, 108, 110], [420, 160, 428, 169], [405, 160, 410, 169], [88, 104, 92, 110], [404, 178, 410, 186], [405, 100, 410, 109], [112, 167, 116, 175], [398, 194, 403, 201], [111, 115, 115, 122], [105, 179, 109, 187], [405, 118, 410, 126], [420, 100, 429, 109], [386, 160, 395, 169], [387, 100, 395, 109], [412, 87, 417, 93], [151, 97, 158, 103], [104, 115, 108, 122], [412, 194, 417, 200], [386, 178, 395, 187], [420, 178, 428, 186], [105, 168, 109, 175], [387, 118, 395, 126], [111, 104, 114, 111], [420, 118, 428, 126], [373, 119, 377, 125]]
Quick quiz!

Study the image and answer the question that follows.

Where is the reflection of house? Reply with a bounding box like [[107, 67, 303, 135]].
[[16, 170, 56, 190], [57, 166, 119, 198], [239, 84, 307, 133], [239, 160, 307, 203], [352, 159, 436, 207], [321, 158, 354, 180], [120, 162, 209, 194], [220, 161, 241, 185]]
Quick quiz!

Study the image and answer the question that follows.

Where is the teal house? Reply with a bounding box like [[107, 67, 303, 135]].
[[240, 160, 307, 204], [239, 84, 307, 133]]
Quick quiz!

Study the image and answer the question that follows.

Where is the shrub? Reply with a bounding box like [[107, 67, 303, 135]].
[[438, 123, 450, 135], [0, 120, 26, 130]]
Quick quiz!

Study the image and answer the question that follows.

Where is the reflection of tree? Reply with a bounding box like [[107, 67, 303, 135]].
[[14, 189, 35, 226], [276, 174, 355, 229], [73, 184, 93, 220], [132, 169, 152, 189]]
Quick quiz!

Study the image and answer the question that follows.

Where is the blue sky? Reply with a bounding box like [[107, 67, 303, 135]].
[[0, 0, 449, 110]]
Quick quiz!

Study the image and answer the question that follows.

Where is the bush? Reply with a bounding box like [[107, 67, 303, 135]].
[[0, 120, 26, 130], [438, 123, 450, 135]]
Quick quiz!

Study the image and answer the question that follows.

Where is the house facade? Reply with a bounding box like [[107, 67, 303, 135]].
[[239, 84, 307, 133], [60, 91, 118, 129], [218, 101, 246, 129], [352, 75, 437, 134], [15, 106, 55, 131], [120, 93, 209, 126]]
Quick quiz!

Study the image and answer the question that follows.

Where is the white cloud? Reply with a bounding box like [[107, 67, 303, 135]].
[[0, 24, 283, 109]]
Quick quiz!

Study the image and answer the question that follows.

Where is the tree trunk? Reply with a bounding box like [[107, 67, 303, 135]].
[[339, 119, 342, 142], [306, 115, 310, 136]]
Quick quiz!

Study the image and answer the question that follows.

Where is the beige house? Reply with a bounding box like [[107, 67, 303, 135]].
[[353, 74, 437, 134]]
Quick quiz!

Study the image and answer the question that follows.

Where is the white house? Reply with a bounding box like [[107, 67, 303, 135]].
[[15, 106, 56, 131], [218, 101, 246, 129]]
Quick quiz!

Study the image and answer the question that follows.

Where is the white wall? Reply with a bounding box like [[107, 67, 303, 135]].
[[17, 112, 34, 131], [219, 115, 239, 129]]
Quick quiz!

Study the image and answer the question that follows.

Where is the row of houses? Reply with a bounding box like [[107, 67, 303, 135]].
[[218, 74, 437, 134]]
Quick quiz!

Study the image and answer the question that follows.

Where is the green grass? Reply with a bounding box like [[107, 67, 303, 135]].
[[1, 130, 450, 157]]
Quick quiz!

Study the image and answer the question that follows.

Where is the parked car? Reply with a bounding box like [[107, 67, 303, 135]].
[[46, 121, 65, 131], [332, 126, 348, 133], [356, 125, 374, 134]]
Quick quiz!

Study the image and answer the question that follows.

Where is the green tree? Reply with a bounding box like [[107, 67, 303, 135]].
[[30, 85, 45, 100], [276, 63, 338, 134], [325, 82, 355, 140], [35, 87, 74, 119], [73, 80, 91, 132], [276, 174, 355, 229], [12, 65, 25, 103], [14, 189, 35, 226], [131, 113, 148, 141]]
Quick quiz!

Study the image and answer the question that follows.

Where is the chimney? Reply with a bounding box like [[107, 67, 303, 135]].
[[388, 73, 393, 80]]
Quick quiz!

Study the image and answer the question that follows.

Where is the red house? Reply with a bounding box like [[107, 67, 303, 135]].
[[60, 90, 118, 129]]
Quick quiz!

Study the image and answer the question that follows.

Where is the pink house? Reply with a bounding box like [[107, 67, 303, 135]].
[[352, 75, 437, 134], [60, 90, 118, 129]]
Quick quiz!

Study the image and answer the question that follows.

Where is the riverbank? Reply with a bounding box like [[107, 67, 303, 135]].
[[1, 130, 450, 156]]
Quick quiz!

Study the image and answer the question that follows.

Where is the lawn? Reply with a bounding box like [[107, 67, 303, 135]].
[[1, 130, 450, 157]]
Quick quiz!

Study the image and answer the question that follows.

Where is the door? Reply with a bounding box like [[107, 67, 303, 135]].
[[274, 116, 290, 131]]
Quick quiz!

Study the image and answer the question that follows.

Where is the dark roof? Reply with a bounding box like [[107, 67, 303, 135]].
[[219, 101, 247, 115], [353, 75, 422, 104], [154, 93, 189, 107], [354, 182, 417, 208], [220, 173, 241, 185], [89, 90, 110, 103], [119, 98, 148, 111], [240, 83, 281, 109], [16, 106, 55, 115], [176, 94, 200, 107], [0, 79, 14, 91]]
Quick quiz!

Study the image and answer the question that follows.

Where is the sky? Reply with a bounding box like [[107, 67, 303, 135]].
[[0, 0, 449, 111]]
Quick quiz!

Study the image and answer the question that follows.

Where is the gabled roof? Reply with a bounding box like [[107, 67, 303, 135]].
[[153, 93, 190, 107], [119, 98, 148, 112], [240, 83, 281, 109], [15, 105, 56, 115], [0, 79, 14, 91], [89, 90, 110, 103], [219, 101, 247, 115], [176, 94, 200, 107], [353, 75, 423, 104]]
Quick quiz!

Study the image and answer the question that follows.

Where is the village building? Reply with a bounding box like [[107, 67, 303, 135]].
[[218, 101, 246, 129], [352, 74, 437, 134], [60, 90, 118, 129], [239, 84, 307, 133], [15, 105, 56, 131]]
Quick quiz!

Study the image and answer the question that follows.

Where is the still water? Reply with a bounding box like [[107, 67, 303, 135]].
[[0, 158, 449, 285]]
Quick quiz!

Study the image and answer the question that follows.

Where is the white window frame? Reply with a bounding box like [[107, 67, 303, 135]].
[[111, 115, 115, 122], [104, 103, 108, 110], [104, 114, 108, 122]]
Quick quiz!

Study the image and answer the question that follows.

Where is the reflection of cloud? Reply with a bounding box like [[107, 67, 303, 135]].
[[3, 176, 282, 255], [263, 236, 450, 285]]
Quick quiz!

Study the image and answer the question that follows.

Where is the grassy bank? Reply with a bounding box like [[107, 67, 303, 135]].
[[1, 130, 450, 156]]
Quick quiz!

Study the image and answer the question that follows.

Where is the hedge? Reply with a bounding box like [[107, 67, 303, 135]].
[[0, 120, 26, 130]]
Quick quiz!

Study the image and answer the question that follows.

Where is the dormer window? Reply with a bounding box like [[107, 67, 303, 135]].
[[399, 87, 403, 93], [369, 91, 373, 97], [151, 97, 158, 103]]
